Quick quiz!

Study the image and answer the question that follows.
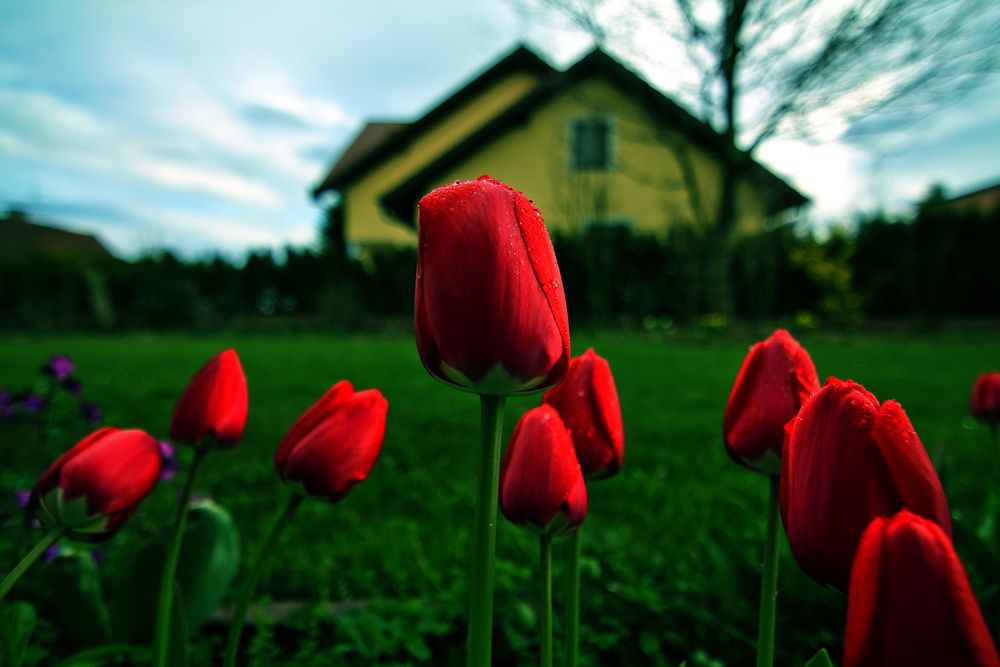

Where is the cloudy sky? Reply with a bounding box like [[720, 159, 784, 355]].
[[2, 2, 998, 258]]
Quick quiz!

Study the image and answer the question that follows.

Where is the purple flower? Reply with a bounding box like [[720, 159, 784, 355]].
[[0, 390, 13, 421], [13, 489, 31, 511], [22, 392, 46, 414], [90, 549, 106, 563], [158, 440, 178, 481], [80, 401, 102, 425], [62, 377, 82, 395], [46, 355, 75, 381], [43, 543, 60, 563]]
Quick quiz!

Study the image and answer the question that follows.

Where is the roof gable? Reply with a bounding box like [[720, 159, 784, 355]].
[[321, 121, 408, 188], [312, 44, 554, 197], [379, 47, 807, 225]]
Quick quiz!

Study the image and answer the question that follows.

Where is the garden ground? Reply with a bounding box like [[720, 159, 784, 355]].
[[2, 329, 998, 666]]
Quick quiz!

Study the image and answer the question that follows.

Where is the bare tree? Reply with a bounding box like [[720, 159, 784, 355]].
[[513, 0, 1000, 313]]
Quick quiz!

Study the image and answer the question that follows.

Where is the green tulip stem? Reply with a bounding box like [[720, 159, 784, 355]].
[[153, 445, 208, 667], [564, 527, 582, 667], [0, 526, 65, 601], [467, 393, 506, 667], [223, 493, 303, 667], [756, 475, 781, 667], [539, 534, 553, 667]]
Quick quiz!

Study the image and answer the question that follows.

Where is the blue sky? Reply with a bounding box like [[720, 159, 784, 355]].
[[2, 2, 998, 258]]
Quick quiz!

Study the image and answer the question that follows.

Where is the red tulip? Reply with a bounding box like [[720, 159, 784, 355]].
[[499, 405, 587, 535], [170, 349, 248, 447], [844, 511, 1000, 667], [415, 175, 570, 396], [723, 329, 819, 474], [780, 377, 951, 591], [274, 381, 387, 502], [542, 348, 624, 479], [30, 427, 162, 539], [970, 372, 1000, 423]]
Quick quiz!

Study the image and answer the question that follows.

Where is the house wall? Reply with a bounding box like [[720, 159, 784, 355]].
[[342, 69, 546, 247], [433, 76, 772, 239]]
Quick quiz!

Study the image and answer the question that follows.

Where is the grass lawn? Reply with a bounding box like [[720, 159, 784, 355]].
[[2, 330, 998, 666]]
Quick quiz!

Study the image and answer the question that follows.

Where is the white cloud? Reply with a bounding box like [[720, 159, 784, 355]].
[[232, 75, 356, 130], [157, 209, 302, 249], [133, 159, 283, 208], [757, 137, 873, 221], [0, 89, 117, 155]]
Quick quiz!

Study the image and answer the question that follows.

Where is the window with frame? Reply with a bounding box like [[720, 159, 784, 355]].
[[569, 117, 612, 170]]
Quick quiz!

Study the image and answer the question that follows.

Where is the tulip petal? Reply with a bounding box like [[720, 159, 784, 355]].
[[275, 380, 354, 473], [170, 349, 248, 446], [30, 427, 116, 504], [499, 405, 586, 534], [281, 389, 387, 502], [59, 429, 162, 517], [844, 512, 1000, 667], [561, 474, 588, 528], [415, 176, 569, 395], [971, 371, 1000, 421], [30, 427, 161, 539], [543, 348, 625, 478], [870, 400, 951, 537], [724, 329, 819, 471], [781, 379, 901, 590]]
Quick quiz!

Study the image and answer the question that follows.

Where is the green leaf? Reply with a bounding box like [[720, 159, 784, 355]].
[[0, 602, 36, 667], [47, 551, 113, 648], [109, 500, 241, 642], [803, 648, 835, 667]]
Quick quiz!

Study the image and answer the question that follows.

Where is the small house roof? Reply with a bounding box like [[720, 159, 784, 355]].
[[312, 45, 554, 197], [321, 121, 409, 188], [0, 210, 111, 261]]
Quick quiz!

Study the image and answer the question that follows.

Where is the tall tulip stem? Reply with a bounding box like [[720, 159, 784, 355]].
[[756, 475, 781, 667], [564, 527, 582, 667], [223, 493, 303, 667], [539, 534, 553, 667], [467, 394, 506, 667], [153, 446, 208, 667], [0, 526, 64, 601]]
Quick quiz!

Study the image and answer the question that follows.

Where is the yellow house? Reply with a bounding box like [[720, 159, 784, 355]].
[[312, 45, 806, 249]]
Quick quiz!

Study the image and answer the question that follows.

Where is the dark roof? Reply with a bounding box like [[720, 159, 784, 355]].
[[312, 44, 555, 197], [944, 181, 1000, 209], [321, 122, 408, 187], [0, 210, 112, 261], [380, 47, 807, 225]]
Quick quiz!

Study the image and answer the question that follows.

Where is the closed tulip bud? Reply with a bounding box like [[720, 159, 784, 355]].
[[500, 405, 587, 536], [30, 427, 162, 539], [415, 175, 571, 396], [780, 378, 951, 591], [844, 511, 1000, 667], [543, 348, 624, 479], [970, 372, 1000, 424], [274, 381, 387, 502], [723, 329, 819, 474], [170, 349, 248, 447]]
